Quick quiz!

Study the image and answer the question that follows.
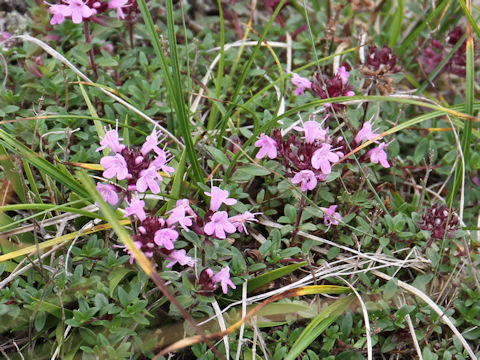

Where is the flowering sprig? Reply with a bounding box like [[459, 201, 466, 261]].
[[95, 126, 259, 297], [46, 0, 137, 25]]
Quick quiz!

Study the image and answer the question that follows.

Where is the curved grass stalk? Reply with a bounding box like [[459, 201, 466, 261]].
[[0, 202, 101, 233], [0, 219, 129, 263], [1, 115, 148, 137], [372, 270, 478, 359], [14, 34, 182, 148], [448, 0, 476, 206], [155, 285, 352, 358]]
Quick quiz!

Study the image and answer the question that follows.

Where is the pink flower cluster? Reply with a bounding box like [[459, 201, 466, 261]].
[[255, 118, 391, 195], [203, 186, 260, 239], [95, 126, 261, 295], [46, 0, 130, 25], [97, 125, 174, 195], [291, 66, 355, 114]]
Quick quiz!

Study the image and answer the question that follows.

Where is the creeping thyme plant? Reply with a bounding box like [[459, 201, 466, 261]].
[[1, 0, 480, 359]]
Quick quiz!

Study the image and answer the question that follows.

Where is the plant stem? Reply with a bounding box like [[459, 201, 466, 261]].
[[128, 21, 134, 49], [84, 21, 98, 80], [291, 196, 306, 244]]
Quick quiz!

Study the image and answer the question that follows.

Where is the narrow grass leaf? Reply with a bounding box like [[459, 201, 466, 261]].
[[285, 294, 356, 360], [448, 3, 475, 205], [137, 0, 204, 185], [0, 220, 129, 263], [398, 0, 450, 55], [235, 261, 307, 296]]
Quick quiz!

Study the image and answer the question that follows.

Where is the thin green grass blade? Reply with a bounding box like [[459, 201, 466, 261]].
[[165, 0, 204, 184], [0, 202, 102, 232], [397, 0, 450, 55], [246, 261, 307, 293], [230, 262, 307, 298], [284, 294, 355, 360], [448, 5, 475, 205], [169, 148, 187, 203], [136, 0, 204, 185], [216, 0, 286, 148], [206, 0, 226, 131], [459, 0, 480, 38], [387, 0, 403, 47], [78, 80, 105, 145], [0, 129, 88, 198], [416, 32, 467, 95]]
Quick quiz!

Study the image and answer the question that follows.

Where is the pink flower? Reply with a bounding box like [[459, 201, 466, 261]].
[[48, 4, 68, 25], [96, 183, 118, 205], [229, 211, 260, 234], [311, 144, 341, 175], [101, 153, 129, 180], [124, 195, 146, 221], [151, 149, 175, 177], [354, 121, 380, 144], [204, 211, 236, 239], [337, 66, 350, 85], [320, 205, 342, 226], [291, 73, 312, 96], [205, 186, 237, 212], [154, 228, 178, 250], [96, 128, 125, 153], [254, 133, 277, 159], [136, 166, 163, 194], [345, 90, 355, 97], [108, 0, 128, 19], [166, 249, 196, 268], [62, 0, 95, 24], [1, 31, 12, 40], [366, 142, 390, 168], [291, 170, 318, 192], [175, 199, 196, 217], [140, 129, 163, 156], [294, 120, 328, 144], [167, 202, 193, 231], [213, 266, 236, 294]]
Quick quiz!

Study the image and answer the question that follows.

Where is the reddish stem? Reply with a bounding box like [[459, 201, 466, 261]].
[[84, 21, 98, 80]]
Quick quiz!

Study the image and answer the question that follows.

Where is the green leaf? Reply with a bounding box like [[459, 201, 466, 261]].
[[236, 164, 271, 177], [285, 294, 356, 360], [117, 286, 130, 307], [245, 261, 307, 294], [34, 311, 47, 332], [205, 145, 230, 166], [413, 138, 428, 165], [79, 327, 97, 346], [109, 267, 134, 297], [4, 105, 19, 113]]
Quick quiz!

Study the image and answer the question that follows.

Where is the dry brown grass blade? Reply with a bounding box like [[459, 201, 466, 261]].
[[155, 285, 351, 358], [0, 179, 14, 207]]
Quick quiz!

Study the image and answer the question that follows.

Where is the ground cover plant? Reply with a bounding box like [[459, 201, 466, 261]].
[[1, 0, 480, 359]]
